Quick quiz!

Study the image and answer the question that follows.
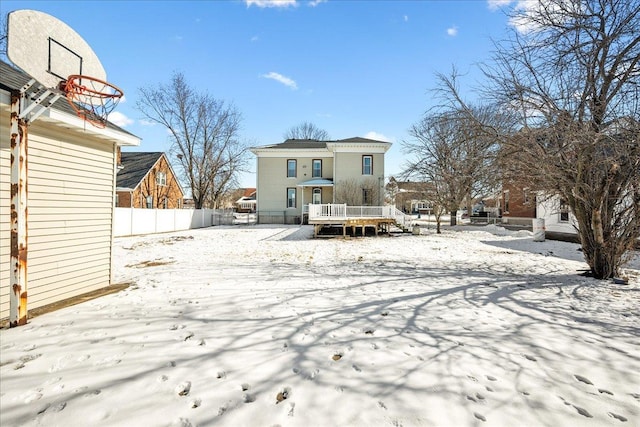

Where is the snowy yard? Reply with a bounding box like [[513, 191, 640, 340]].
[[1, 225, 639, 427]]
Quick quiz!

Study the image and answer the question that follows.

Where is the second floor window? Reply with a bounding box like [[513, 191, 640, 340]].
[[362, 155, 373, 175], [156, 171, 167, 186], [287, 159, 297, 177], [312, 159, 322, 178]]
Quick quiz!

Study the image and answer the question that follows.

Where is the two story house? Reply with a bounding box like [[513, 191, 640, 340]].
[[250, 137, 391, 224]]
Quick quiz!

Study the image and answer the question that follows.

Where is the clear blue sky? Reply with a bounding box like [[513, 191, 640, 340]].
[[3, 0, 517, 187]]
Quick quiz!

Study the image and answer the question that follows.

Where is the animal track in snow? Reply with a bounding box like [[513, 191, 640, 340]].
[[276, 387, 291, 404], [175, 381, 191, 396]]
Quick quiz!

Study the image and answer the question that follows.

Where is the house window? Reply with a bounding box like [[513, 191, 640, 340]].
[[523, 188, 531, 205], [156, 171, 167, 186], [287, 159, 297, 178], [146, 195, 153, 209], [312, 187, 322, 204], [162, 197, 168, 209], [362, 188, 372, 205], [559, 198, 569, 222], [503, 190, 510, 213], [287, 188, 296, 208], [115, 194, 119, 207], [362, 155, 373, 175], [312, 159, 322, 178]]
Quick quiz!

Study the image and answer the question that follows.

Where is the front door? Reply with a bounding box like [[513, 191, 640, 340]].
[[312, 187, 321, 204]]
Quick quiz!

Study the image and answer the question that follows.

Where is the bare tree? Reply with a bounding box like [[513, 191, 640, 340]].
[[0, 14, 8, 59], [284, 121, 330, 140], [137, 73, 248, 209], [334, 178, 380, 206], [403, 103, 503, 227], [483, 0, 640, 279]]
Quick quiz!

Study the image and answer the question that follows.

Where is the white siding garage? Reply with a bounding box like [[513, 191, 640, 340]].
[[24, 126, 116, 312], [0, 120, 10, 319], [0, 61, 140, 322]]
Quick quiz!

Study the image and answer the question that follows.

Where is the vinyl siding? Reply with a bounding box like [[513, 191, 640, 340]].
[[0, 120, 116, 319], [0, 120, 10, 320], [256, 156, 334, 213]]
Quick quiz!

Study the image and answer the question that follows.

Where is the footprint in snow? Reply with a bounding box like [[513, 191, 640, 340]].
[[175, 381, 191, 396], [607, 412, 628, 422], [23, 391, 43, 404], [574, 374, 593, 385], [474, 412, 486, 422], [572, 405, 593, 418], [276, 387, 291, 404]]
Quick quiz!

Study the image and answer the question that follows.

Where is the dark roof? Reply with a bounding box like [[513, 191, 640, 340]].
[[266, 139, 329, 149], [117, 152, 164, 189], [258, 136, 389, 150], [0, 60, 135, 135]]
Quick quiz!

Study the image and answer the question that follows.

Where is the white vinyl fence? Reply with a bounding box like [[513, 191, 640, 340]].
[[113, 208, 234, 237]]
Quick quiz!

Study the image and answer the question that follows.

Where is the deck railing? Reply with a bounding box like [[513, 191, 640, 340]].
[[308, 204, 400, 221]]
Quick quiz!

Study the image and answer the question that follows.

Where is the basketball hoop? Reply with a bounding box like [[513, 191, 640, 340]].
[[63, 75, 124, 128]]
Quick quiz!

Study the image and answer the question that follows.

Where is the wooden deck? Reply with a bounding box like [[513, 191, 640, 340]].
[[307, 204, 406, 237]]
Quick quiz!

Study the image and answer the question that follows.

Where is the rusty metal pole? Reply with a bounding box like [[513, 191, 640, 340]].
[[9, 90, 28, 327]]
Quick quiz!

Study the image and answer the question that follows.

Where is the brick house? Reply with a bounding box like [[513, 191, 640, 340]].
[[116, 151, 184, 209]]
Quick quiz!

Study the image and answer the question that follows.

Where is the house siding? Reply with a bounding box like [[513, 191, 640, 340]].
[[502, 182, 536, 218], [257, 156, 334, 213], [0, 120, 10, 320], [0, 120, 116, 320]]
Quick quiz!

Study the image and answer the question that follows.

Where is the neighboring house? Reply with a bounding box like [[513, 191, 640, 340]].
[[116, 151, 184, 209], [537, 194, 578, 234], [387, 178, 435, 214], [233, 188, 257, 213], [500, 181, 537, 226], [0, 60, 140, 321], [250, 137, 391, 224]]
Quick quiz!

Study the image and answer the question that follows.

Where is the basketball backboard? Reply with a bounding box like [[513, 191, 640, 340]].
[[7, 9, 106, 90]]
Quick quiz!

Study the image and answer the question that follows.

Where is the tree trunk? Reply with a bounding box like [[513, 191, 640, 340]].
[[575, 207, 618, 279], [436, 216, 442, 234], [450, 210, 457, 226]]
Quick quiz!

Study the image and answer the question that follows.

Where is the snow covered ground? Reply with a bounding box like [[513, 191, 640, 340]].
[[1, 225, 639, 427]]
